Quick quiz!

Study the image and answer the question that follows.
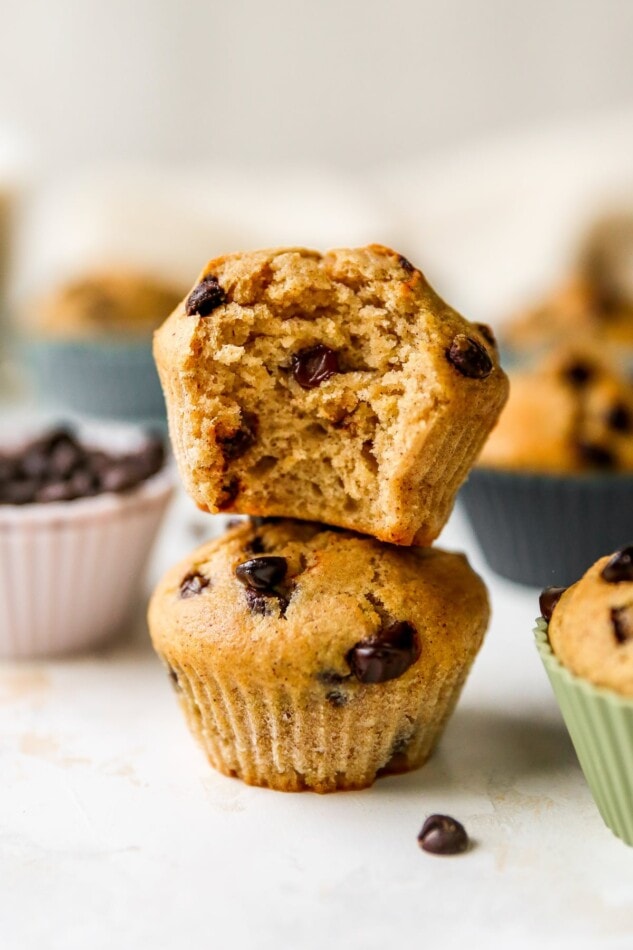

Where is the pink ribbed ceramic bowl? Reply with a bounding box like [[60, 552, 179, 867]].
[[0, 420, 174, 658]]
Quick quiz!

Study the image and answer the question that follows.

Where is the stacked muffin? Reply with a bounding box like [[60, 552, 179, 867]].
[[149, 245, 508, 792]]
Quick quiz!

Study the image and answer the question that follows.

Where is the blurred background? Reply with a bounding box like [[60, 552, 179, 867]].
[[2, 0, 633, 418]]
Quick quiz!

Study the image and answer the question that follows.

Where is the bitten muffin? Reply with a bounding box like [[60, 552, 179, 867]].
[[33, 268, 183, 337], [148, 518, 489, 793], [479, 345, 633, 473], [154, 245, 508, 545], [546, 548, 633, 696]]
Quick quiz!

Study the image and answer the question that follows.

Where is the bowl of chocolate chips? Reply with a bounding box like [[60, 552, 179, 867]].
[[0, 420, 174, 657], [460, 344, 633, 587]]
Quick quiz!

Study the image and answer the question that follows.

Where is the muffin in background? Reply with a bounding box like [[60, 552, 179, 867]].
[[535, 548, 633, 845], [503, 212, 633, 363], [148, 518, 489, 793], [21, 268, 184, 425], [460, 345, 633, 586]]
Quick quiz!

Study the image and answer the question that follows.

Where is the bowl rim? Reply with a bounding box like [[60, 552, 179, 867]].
[[471, 465, 633, 486]]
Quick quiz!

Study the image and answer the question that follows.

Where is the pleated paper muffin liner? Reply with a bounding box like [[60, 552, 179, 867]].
[[159, 656, 475, 793], [534, 619, 633, 845], [0, 422, 174, 658], [460, 467, 633, 588]]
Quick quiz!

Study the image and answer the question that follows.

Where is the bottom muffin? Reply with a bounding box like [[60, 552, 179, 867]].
[[148, 519, 489, 793]]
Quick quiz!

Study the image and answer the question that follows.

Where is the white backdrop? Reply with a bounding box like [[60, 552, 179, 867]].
[[2, 0, 633, 174]]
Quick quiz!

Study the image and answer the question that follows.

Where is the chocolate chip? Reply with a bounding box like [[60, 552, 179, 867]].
[[235, 556, 288, 591], [539, 586, 567, 621], [611, 605, 633, 643], [446, 335, 493, 380], [576, 441, 616, 469], [418, 815, 469, 855], [346, 621, 420, 684], [473, 322, 497, 349], [563, 361, 594, 387], [244, 588, 288, 616], [291, 345, 340, 389], [250, 516, 281, 528], [218, 477, 240, 510], [607, 403, 632, 433], [1, 479, 39, 505], [100, 462, 143, 493], [601, 547, 633, 583], [179, 571, 210, 598], [317, 669, 349, 686], [398, 255, 415, 272], [219, 413, 258, 460], [168, 667, 181, 690], [246, 536, 266, 554], [325, 690, 348, 707], [185, 275, 226, 316], [35, 481, 77, 503]]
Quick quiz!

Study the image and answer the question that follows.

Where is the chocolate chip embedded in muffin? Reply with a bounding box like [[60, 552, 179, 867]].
[[446, 335, 493, 380], [218, 413, 258, 461], [291, 345, 340, 390], [473, 323, 497, 349], [601, 546, 633, 583], [398, 255, 416, 273], [611, 605, 633, 644], [346, 621, 420, 684], [185, 275, 226, 316], [563, 360, 595, 387], [606, 402, 632, 433], [235, 556, 288, 590], [418, 814, 469, 855], [575, 441, 616, 469], [539, 586, 567, 621], [179, 571, 210, 598]]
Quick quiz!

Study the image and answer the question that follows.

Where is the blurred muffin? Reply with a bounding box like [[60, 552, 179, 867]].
[[460, 345, 633, 586], [148, 518, 489, 793], [22, 268, 184, 423], [503, 213, 633, 360], [535, 548, 633, 844], [34, 269, 182, 337]]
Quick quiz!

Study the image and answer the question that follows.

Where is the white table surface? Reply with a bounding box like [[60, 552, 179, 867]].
[[2, 486, 632, 950]]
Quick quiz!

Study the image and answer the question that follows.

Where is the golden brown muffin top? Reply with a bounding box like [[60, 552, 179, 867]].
[[149, 518, 489, 691], [547, 547, 633, 696], [33, 268, 184, 337], [479, 344, 633, 473]]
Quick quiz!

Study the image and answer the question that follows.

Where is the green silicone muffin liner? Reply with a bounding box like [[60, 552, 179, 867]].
[[534, 618, 633, 845]]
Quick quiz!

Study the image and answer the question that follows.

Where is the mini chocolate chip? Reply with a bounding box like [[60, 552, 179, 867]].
[[185, 275, 226, 316], [317, 669, 349, 686], [611, 605, 633, 643], [446, 335, 493, 380], [539, 586, 567, 621], [235, 556, 288, 590], [576, 441, 616, 469], [291, 344, 340, 389], [218, 477, 240, 510], [418, 815, 469, 855], [244, 588, 288, 616], [179, 571, 210, 598], [601, 547, 633, 583], [398, 255, 415, 272], [326, 690, 348, 707], [607, 403, 632, 433], [346, 621, 420, 684], [246, 536, 266, 554], [219, 413, 258, 460], [473, 322, 497, 348], [563, 361, 594, 387]]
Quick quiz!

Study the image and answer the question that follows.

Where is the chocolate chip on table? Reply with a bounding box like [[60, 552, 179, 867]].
[[346, 621, 420, 684], [418, 815, 469, 855], [219, 413, 258, 460], [539, 586, 567, 622], [601, 546, 633, 583], [576, 441, 616, 469], [607, 402, 632, 433], [563, 361, 594, 387], [185, 275, 227, 316], [179, 571, 210, 598], [235, 556, 288, 590], [611, 605, 633, 644], [291, 344, 340, 389], [446, 335, 493, 380]]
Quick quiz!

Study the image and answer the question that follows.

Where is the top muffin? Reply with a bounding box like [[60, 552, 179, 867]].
[[479, 345, 633, 473], [33, 268, 183, 337], [154, 245, 508, 545]]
